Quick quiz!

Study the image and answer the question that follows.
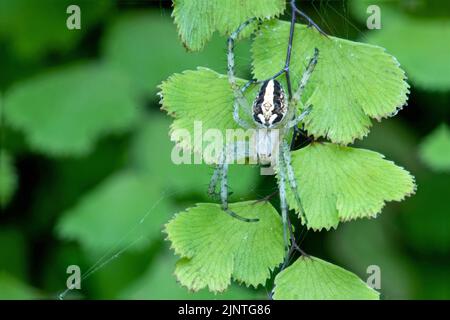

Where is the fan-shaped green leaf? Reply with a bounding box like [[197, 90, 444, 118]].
[[3, 63, 139, 156], [283, 143, 415, 230], [273, 256, 379, 300], [419, 124, 450, 172], [160, 67, 258, 160], [0, 151, 17, 207], [57, 171, 174, 254], [172, 0, 286, 51], [252, 20, 409, 144], [165, 201, 284, 292]]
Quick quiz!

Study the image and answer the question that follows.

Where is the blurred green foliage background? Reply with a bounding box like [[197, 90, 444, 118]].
[[0, 0, 449, 299]]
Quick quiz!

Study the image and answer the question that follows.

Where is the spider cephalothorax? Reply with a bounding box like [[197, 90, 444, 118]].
[[253, 79, 287, 128]]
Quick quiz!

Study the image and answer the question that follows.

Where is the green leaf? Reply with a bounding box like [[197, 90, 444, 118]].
[[0, 150, 17, 207], [131, 114, 260, 197], [284, 143, 415, 230], [172, 0, 286, 51], [165, 201, 284, 293], [0, 0, 111, 61], [252, 20, 409, 144], [102, 12, 252, 98], [419, 124, 450, 172], [3, 63, 139, 156], [350, 0, 450, 91], [0, 272, 42, 299], [160, 67, 257, 158], [273, 256, 380, 300], [57, 171, 174, 254], [120, 252, 261, 299]]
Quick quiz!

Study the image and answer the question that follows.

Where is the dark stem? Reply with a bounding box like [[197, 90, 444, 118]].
[[284, 0, 297, 98]]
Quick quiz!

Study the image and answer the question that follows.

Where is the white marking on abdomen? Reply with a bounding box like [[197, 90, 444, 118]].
[[263, 80, 275, 105]]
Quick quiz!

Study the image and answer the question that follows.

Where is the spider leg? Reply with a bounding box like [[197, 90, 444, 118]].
[[207, 145, 228, 200], [285, 48, 318, 143], [208, 146, 235, 200], [290, 48, 319, 109], [288, 105, 312, 128], [281, 140, 308, 226], [219, 143, 259, 223], [232, 101, 251, 129], [277, 151, 291, 256], [278, 143, 309, 271], [221, 161, 259, 223], [227, 19, 254, 127], [207, 164, 222, 200]]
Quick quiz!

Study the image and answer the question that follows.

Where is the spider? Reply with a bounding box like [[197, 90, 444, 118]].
[[207, 16, 320, 254]]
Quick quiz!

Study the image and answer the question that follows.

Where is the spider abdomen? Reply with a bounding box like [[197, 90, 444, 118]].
[[253, 79, 287, 128]]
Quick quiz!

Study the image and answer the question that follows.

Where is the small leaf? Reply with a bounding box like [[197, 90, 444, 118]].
[[160, 67, 257, 159], [284, 143, 415, 230], [3, 63, 139, 156], [165, 201, 284, 292], [0, 151, 17, 207], [273, 256, 380, 300], [419, 124, 450, 172], [57, 171, 174, 254], [172, 0, 286, 51], [252, 20, 409, 144]]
